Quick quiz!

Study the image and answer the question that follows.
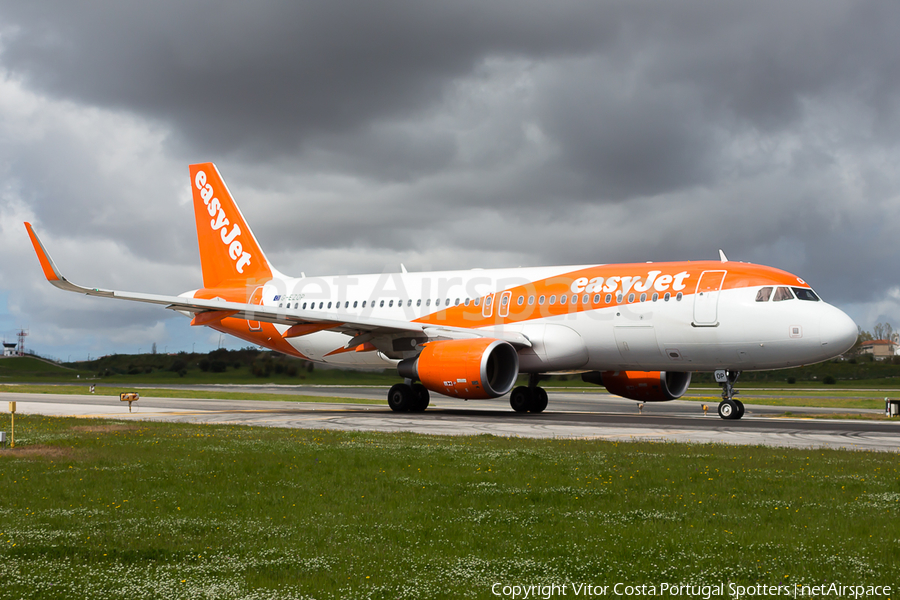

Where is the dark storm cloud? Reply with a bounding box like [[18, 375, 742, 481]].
[[0, 0, 619, 159], [4, 1, 899, 171]]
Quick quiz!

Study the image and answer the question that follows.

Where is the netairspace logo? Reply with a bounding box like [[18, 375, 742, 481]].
[[490, 582, 894, 600]]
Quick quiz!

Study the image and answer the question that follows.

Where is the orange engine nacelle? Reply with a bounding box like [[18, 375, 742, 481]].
[[582, 370, 692, 402], [398, 338, 519, 400]]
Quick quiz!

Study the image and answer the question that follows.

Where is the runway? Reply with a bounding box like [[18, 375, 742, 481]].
[[4, 386, 899, 452]]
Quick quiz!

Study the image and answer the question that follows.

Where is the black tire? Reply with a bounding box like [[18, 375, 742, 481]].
[[411, 383, 430, 412], [388, 383, 413, 412], [717, 399, 737, 420], [735, 399, 745, 419], [510, 386, 532, 413], [530, 387, 549, 413]]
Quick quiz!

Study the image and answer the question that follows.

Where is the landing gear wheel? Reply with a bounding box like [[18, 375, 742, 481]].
[[530, 387, 548, 413], [411, 383, 430, 412], [717, 399, 738, 420], [510, 386, 532, 413], [388, 383, 414, 412], [715, 370, 743, 420]]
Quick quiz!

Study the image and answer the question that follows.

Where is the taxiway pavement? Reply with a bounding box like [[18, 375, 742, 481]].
[[3, 387, 897, 452]]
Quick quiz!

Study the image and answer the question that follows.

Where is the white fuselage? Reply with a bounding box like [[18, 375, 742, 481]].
[[233, 262, 857, 373]]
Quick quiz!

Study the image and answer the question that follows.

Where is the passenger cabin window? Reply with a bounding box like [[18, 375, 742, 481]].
[[793, 288, 820, 301], [417, 299, 421, 307], [539, 295, 545, 305], [605, 294, 612, 303], [560, 295, 567, 304], [389, 300, 394, 307], [517, 296, 524, 306], [593, 294, 600, 304], [773, 287, 794, 302], [756, 287, 773, 302], [302, 302, 307, 309], [353, 301, 358, 308], [380, 300, 385, 307], [549, 295, 556, 305]]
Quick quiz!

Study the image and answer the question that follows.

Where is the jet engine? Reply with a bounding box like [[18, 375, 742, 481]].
[[582, 370, 691, 402], [398, 338, 519, 399]]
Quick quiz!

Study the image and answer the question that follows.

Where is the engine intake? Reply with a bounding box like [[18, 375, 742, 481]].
[[582, 370, 691, 402], [398, 338, 519, 399]]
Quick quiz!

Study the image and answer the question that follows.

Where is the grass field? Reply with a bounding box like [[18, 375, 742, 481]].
[[0, 384, 381, 405], [0, 356, 400, 386], [0, 415, 897, 599]]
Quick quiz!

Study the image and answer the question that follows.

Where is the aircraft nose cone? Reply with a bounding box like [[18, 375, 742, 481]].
[[819, 307, 858, 356]]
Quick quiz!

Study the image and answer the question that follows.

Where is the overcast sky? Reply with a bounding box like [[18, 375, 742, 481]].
[[2, 1, 899, 361]]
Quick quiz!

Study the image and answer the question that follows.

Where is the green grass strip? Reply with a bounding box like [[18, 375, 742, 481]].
[[0, 415, 897, 599], [0, 384, 381, 405]]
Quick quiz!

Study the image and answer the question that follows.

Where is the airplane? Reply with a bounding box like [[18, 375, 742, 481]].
[[25, 163, 858, 419]]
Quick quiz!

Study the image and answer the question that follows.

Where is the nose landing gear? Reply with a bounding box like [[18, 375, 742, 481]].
[[715, 369, 744, 420]]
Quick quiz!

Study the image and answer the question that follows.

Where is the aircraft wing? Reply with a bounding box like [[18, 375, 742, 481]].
[[25, 223, 532, 349]]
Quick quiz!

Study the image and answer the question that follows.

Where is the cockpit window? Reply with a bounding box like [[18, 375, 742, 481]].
[[792, 287, 820, 301], [756, 287, 772, 302], [773, 287, 794, 302]]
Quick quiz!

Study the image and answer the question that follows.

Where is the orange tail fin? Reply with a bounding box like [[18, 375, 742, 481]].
[[190, 163, 273, 289]]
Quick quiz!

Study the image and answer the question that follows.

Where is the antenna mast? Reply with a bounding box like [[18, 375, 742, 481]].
[[16, 329, 28, 356]]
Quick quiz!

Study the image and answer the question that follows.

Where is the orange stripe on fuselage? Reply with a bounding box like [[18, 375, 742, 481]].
[[190, 286, 307, 359], [413, 261, 808, 329], [191, 310, 239, 326], [210, 318, 308, 359]]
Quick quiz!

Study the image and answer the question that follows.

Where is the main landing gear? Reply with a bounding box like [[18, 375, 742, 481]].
[[509, 374, 549, 414], [715, 369, 744, 420], [387, 381, 430, 412]]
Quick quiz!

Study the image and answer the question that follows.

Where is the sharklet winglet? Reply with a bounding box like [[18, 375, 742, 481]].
[[25, 223, 114, 297]]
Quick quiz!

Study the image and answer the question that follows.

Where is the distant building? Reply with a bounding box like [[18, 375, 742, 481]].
[[857, 339, 897, 359], [2, 342, 16, 357]]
